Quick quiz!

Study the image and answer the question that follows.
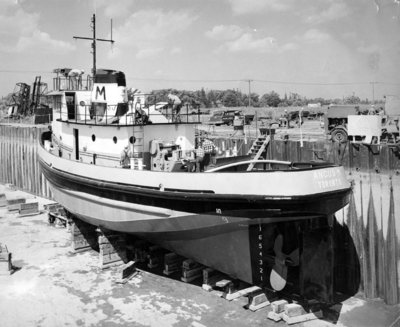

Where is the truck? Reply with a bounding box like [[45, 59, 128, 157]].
[[324, 105, 359, 142], [326, 103, 399, 144], [208, 110, 254, 126]]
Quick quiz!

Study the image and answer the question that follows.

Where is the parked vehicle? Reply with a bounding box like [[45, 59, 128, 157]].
[[208, 110, 247, 126], [324, 105, 359, 142]]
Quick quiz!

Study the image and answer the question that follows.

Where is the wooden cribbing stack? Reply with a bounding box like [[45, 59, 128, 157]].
[[163, 253, 184, 275], [181, 259, 204, 283], [147, 245, 165, 269], [132, 240, 149, 263], [98, 229, 127, 269], [71, 218, 98, 253]]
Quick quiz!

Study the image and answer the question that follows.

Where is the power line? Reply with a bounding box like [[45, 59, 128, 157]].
[[1, 70, 399, 87], [128, 77, 400, 86], [0, 70, 53, 74]]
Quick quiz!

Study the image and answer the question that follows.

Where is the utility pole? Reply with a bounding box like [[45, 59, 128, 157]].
[[370, 81, 377, 104], [245, 79, 253, 107], [73, 14, 115, 77]]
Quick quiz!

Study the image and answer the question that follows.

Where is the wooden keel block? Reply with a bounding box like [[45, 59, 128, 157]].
[[271, 299, 289, 314], [7, 198, 26, 211], [247, 290, 270, 311], [284, 303, 306, 317], [19, 202, 39, 216], [163, 253, 184, 274], [181, 260, 204, 282]]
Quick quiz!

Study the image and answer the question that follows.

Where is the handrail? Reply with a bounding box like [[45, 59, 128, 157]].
[[57, 102, 202, 126]]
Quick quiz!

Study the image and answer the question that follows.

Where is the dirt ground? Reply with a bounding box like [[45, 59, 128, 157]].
[[0, 184, 399, 327]]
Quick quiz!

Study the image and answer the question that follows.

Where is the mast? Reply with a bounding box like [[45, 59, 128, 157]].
[[73, 14, 115, 77]]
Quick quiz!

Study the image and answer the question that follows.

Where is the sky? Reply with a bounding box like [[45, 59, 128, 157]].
[[0, 0, 399, 101]]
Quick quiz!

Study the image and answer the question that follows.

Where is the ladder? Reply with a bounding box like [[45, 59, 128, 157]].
[[246, 135, 271, 171]]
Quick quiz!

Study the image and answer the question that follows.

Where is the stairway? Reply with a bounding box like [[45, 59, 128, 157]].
[[246, 136, 271, 171]]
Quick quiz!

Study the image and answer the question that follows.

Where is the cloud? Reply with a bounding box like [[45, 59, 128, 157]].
[[206, 25, 295, 54], [304, 1, 351, 24], [136, 47, 163, 59], [302, 29, 331, 43], [170, 47, 182, 55], [110, 9, 197, 59], [226, 0, 293, 15], [205, 25, 244, 41], [95, 0, 135, 18], [223, 33, 277, 53], [0, 7, 74, 54]]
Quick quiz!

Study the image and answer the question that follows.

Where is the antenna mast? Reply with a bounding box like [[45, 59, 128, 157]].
[[73, 14, 115, 77]]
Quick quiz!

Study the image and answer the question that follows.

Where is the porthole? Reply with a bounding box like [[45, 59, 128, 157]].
[[129, 136, 136, 144], [113, 136, 118, 144], [91, 134, 96, 142]]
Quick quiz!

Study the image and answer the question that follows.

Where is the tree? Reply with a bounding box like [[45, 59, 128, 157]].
[[260, 91, 281, 107], [344, 95, 361, 104], [222, 90, 240, 107]]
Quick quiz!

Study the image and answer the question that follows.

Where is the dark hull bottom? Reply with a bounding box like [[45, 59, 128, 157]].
[[74, 211, 311, 286]]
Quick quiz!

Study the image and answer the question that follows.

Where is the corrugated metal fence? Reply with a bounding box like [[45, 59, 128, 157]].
[[0, 125, 399, 304], [0, 125, 51, 198]]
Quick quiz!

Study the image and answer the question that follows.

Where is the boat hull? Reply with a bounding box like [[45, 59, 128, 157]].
[[38, 142, 351, 284]]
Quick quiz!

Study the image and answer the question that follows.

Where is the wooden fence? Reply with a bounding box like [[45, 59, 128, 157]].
[[0, 124, 399, 304]]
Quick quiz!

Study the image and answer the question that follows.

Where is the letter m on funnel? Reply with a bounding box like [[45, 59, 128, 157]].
[[96, 86, 106, 101]]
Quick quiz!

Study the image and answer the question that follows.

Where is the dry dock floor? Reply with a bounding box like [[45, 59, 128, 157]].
[[0, 185, 399, 327]]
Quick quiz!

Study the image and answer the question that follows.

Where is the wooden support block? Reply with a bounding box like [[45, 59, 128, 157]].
[[247, 290, 270, 311], [0, 248, 12, 275], [115, 261, 138, 284], [0, 194, 6, 207], [163, 253, 184, 275], [182, 266, 203, 279], [98, 230, 127, 269], [202, 272, 227, 291], [224, 285, 262, 301], [182, 259, 200, 270], [147, 246, 165, 268], [130, 240, 149, 263], [181, 262, 204, 282], [284, 303, 306, 318], [271, 299, 288, 314], [215, 279, 232, 288], [282, 310, 323, 325], [7, 198, 26, 211], [19, 202, 39, 216], [181, 272, 202, 283], [71, 220, 98, 253]]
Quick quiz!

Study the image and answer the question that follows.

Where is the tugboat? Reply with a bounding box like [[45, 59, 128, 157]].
[[38, 67, 351, 286], [37, 15, 351, 290]]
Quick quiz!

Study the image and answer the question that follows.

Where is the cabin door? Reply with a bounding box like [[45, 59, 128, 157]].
[[66, 92, 76, 120], [73, 128, 79, 160]]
